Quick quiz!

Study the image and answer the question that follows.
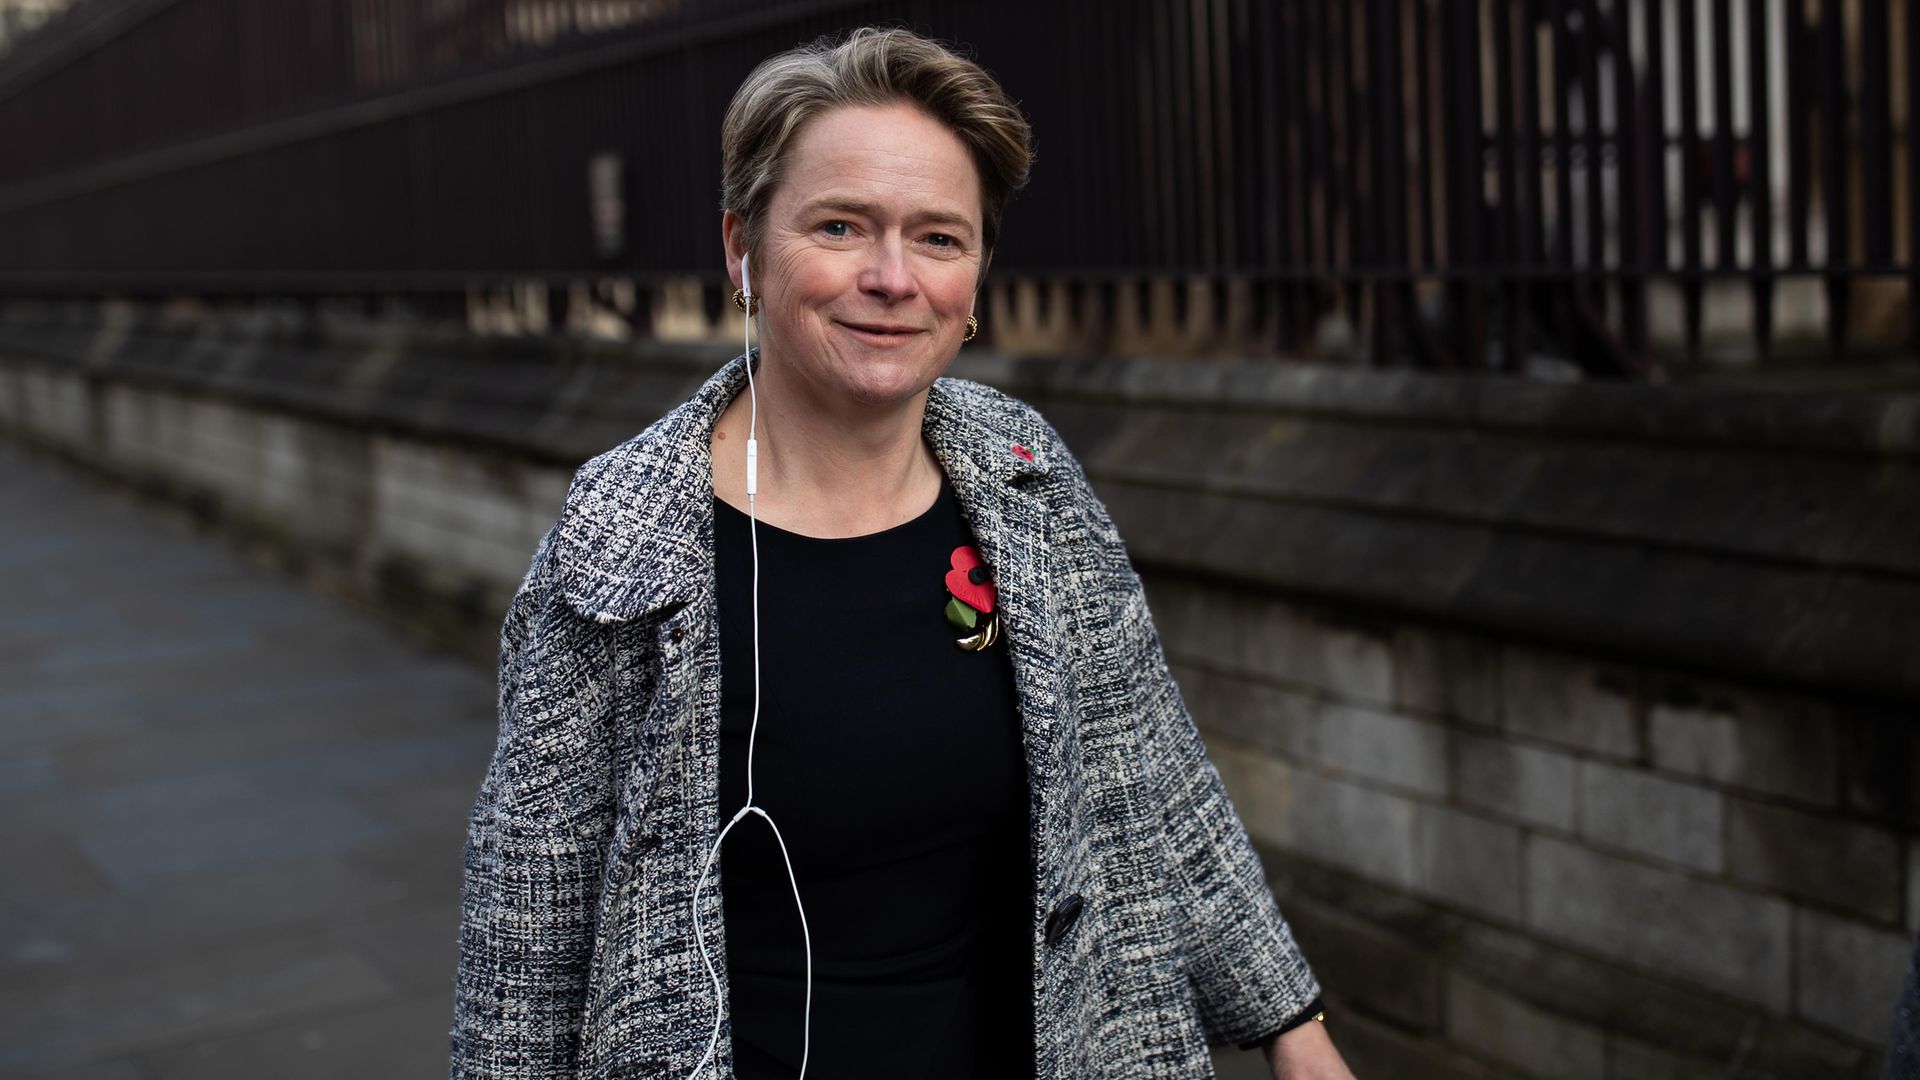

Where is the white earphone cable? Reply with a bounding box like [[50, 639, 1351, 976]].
[[688, 255, 812, 1080]]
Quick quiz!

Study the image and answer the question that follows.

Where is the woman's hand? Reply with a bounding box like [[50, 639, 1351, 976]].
[[1263, 1017, 1357, 1080]]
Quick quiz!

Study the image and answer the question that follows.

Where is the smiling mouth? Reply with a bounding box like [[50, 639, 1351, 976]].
[[839, 321, 924, 339]]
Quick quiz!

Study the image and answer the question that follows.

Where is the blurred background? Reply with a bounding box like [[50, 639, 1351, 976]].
[[0, 0, 1916, 1077]]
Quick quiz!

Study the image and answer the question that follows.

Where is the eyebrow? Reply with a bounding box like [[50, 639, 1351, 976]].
[[802, 197, 977, 234]]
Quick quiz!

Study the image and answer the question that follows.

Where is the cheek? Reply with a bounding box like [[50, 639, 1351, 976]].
[[763, 246, 849, 309], [927, 268, 979, 314]]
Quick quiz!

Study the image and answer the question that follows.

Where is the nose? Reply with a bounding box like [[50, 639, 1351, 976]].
[[859, 233, 918, 304]]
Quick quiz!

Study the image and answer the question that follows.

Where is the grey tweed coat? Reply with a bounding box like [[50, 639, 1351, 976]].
[[450, 354, 1320, 1078]]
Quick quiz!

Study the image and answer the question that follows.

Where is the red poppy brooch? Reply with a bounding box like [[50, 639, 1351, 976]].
[[944, 545, 1001, 651]]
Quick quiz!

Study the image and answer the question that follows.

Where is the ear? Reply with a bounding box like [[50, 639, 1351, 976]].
[[722, 211, 750, 291]]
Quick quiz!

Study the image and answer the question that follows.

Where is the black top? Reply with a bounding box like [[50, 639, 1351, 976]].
[[714, 475, 1034, 1079]]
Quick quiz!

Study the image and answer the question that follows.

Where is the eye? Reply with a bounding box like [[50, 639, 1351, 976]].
[[924, 233, 956, 249], [821, 220, 852, 238]]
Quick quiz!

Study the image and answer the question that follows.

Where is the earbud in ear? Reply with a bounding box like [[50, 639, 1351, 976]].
[[740, 252, 752, 301]]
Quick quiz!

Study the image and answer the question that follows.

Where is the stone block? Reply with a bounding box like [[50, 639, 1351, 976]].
[[448, 528, 531, 586], [1137, 573, 1183, 627], [409, 480, 516, 541], [1842, 705, 1920, 830], [1260, 853, 1458, 958], [1448, 916, 1871, 1076], [1909, 843, 1920, 935], [1205, 735, 1299, 852], [1602, 1036, 1721, 1080], [1317, 703, 1449, 797], [1726, 797, 1903, 924], [525, 466, 571, 522], [1331, 1007, 1503, 1080], [1445, 971, 1605, 1079], [179, 400, 250, 472], [1744, 1019, 1880, 1076], [1418, 805, 1523, 923], [21, 367, 91, 447], [1452, 731, 1578, 832], [1393, 623, 1501, 724], [1140, 575, 1235, 669], [1647, 679, 1838, 807], [1301, 612, 1397, 707], [1153, 578, 1396, 706], [369, 504, 455, 567], [1525, 836, 1791, 1011], [1276, 887, 1442, 1033], [1501, 647, 1639, 759], [370, 449, 438, 503], [1176, 663, 1321, 764], [1187, 671, 1448, 797], [1577, 761, 1723, 872], [1291, 770, 1421, 891], [1794, 909, 1914, 1045]]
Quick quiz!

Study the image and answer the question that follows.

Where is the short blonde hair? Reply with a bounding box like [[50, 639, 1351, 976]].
[[720, 27, 1033, 259]]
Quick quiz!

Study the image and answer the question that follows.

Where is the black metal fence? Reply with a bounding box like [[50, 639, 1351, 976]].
[[2, 0, 1915, 374]]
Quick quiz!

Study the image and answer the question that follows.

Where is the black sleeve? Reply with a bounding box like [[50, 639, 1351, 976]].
[[1235, 996, 1326, 1052]]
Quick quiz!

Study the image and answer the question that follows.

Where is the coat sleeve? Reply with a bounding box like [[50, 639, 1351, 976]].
[[1069, 457, 1323, 1048], [450, 529, 622, 1078]]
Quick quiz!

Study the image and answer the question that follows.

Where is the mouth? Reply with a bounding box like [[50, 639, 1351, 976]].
[[837, 320, 925, 344]]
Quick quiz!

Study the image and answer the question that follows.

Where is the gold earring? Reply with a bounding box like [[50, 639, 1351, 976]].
[[963, 315, 979, 343], [731, 288, 758, 315]]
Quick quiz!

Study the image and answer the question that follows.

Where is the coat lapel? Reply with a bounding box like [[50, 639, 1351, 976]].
[[922, 382, 1066, 888]]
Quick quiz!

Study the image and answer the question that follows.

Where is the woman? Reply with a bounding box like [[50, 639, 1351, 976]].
[[452, 28, 1353, 1080]]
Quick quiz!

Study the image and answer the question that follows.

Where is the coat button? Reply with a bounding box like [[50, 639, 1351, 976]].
[[1043, 893, 1084, 946], [669, 625, 684, 644]]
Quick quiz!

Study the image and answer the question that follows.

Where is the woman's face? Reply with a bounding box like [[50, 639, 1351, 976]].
[[725, 101, 986, 412]]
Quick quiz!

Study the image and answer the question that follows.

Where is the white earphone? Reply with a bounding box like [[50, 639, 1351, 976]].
[[740, 252, 759, 498], [688, 251, 814, 1079]]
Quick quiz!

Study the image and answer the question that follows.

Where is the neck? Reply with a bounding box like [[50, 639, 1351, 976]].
[[711, 353, 942, 539]]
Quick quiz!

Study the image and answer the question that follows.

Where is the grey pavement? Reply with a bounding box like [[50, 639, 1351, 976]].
[[0, 441, 495, 1079]]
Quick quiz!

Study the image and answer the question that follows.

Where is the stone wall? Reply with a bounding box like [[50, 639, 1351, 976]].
[[1161, 579, 1911, 1078], [1, 303, 1914, 1077], [0, 355, 572, 652]]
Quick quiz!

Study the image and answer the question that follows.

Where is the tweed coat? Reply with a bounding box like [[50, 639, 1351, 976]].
[[450, 353, 1321, 1078]]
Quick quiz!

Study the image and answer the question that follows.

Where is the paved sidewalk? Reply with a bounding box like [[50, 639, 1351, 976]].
[[0, 442, 496, 1079]]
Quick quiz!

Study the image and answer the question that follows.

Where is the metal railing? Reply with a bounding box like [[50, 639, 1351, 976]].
[[1, 0, 1914, 374]]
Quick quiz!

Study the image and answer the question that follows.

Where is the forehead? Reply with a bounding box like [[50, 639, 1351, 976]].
[[773, 102, 982, 223]]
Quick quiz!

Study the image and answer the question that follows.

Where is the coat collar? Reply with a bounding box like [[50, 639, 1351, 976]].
[[553, 351, 1055, 624]]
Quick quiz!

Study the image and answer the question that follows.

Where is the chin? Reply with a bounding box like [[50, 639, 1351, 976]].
[[842, 370, 936, 408], [835, 351, 950, 407]]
